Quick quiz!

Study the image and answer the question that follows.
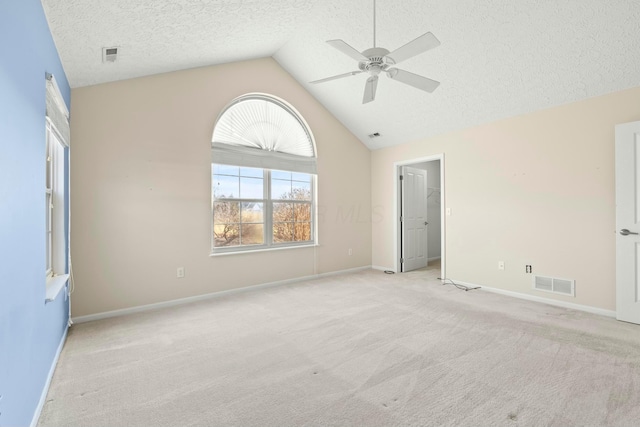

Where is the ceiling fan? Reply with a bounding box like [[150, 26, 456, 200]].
[[310, 0, 441, 104]]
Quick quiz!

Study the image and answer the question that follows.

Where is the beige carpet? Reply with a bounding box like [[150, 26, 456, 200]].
[[39, 269, 640, 427]]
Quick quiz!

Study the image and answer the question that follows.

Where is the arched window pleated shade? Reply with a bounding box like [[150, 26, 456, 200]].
[[212, 94, 317, 174]]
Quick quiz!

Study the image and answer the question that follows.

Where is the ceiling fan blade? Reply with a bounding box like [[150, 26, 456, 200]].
[[310, 70, 363, 84], [326, 39, 368, 62], [386, 32, 440, 64], [362, 76, 378, 104], [387, 68, 440, 93]]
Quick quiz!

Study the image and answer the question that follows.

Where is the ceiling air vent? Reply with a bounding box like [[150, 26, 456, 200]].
[[102, 47, 119, 63], [533, 275, 575, 297], [368, 132, 381, 138]]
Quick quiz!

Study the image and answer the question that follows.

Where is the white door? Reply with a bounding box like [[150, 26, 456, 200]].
[[615, 121, 640, 325], [401, 166, 428, 272]]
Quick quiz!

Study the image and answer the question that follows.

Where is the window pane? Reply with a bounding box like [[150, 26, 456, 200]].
[[240, 167, 262, 178], [213, 175, 239, 199], [240, 177, 264, 199], [213, 223, 240, 246], [46, 193, 52, 231], [271, 170, 291, 180], [294, 223, 312, 242], [273, 222, 294, 243], [212, 164, 240, 176], [46, 147, 51, 189], [46, 231, 51, 272], [241, 202, 263, 223], [273, 203, 293, 222], [291, 181, 311, 200], [292, 172, 310, 182], [272, 179, 292, 199], [213, 164, 239, 176], [240, 223, 264, 245], [213, 201, 240, 224], [271, 172, 312, 200], [294, 203, 311, 222]]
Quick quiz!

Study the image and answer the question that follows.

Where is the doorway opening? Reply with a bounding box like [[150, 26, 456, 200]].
[[394, 155, 445, 278]]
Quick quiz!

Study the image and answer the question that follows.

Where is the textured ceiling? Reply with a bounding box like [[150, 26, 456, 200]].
[[42, 0, 640, 150]]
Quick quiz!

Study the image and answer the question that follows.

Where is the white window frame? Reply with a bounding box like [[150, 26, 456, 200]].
[[45, 74, 70, 302], [210, 93, 318, 256], [211, 166, 316, 254], [45, 120, 67, 276]]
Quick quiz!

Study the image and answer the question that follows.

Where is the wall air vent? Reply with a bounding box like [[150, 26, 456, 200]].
[[102, 47, 119, 63], [533, 275, 575, 297], [368, 132, 381, 138]]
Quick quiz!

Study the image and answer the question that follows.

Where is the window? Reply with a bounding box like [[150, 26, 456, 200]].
[[211, 94, 316, 254], [45, 121, 66, 277], [45, 74, 70, 301], [212, 166, 314, 249]]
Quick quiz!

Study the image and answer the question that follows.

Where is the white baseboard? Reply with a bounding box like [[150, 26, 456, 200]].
[[314, 266, 370, 279], [31, 325, 68, 427], [450, 279, 616, 318], [428, 256, 441, 262], [72, 266, 372, 324]]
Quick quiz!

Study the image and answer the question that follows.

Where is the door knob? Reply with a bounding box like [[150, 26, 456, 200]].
[[424, 221, 428, 225], [620, 229, 639, 236]]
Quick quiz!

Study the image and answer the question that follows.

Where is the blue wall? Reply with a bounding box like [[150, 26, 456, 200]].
[[0, 1, 70, 426]]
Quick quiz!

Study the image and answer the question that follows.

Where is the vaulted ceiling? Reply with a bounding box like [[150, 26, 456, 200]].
[[42, 0, 640, 149]]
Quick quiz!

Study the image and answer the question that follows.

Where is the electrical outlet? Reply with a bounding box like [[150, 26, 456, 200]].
[[525, 265, 532, 273], [498, 261, 505, 270], [176, 267, 185, 278], [348, 248, 352, 256]]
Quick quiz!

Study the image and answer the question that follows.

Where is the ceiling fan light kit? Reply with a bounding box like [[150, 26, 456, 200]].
[[311, 0, 441, 104]]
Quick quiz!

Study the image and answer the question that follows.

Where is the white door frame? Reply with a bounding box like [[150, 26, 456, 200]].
[[394, 154, 445, 277]]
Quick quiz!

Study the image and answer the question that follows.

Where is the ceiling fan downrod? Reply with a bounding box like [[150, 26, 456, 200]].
[[373, 0, 376, 48]]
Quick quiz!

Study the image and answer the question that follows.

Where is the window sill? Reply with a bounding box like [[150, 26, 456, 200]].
[[210, 243, 318, 257], [45, 274, 69, 303]]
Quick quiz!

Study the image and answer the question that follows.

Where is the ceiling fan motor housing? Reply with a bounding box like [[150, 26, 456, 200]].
[[359, 47, 394, 76]]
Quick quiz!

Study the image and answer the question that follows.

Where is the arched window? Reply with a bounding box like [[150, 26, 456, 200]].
[[211, 94, 317, 253]]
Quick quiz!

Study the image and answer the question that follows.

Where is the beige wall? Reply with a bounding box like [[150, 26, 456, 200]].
[[372, 86, 640, 311], [71, 58, 371, 317]]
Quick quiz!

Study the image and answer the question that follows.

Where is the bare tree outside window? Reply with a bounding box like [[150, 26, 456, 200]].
[[213, 201, 240, 246], [272, 188, 312, 243]]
